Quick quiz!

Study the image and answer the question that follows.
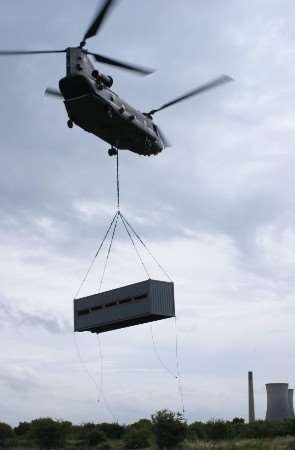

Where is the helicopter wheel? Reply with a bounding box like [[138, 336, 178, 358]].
[[108, 147, 118, 157], [67, 119, 73, 129]]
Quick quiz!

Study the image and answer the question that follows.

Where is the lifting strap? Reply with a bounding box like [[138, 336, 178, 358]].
[[74, 211, 119, 300], [116, 150, 120, 211], [74, 149, 172, 297], [73, 147, 185, 417]]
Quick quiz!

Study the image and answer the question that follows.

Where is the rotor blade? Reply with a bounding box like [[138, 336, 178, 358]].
[[88, 52, 154, 75], [148, 75, 233, 115], [45, 87, 63, 98], [155, 125, 171, 148], [83, 0, 118, 41], [0, 50, 65, 55]]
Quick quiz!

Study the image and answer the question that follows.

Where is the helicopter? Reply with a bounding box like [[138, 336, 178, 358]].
[[0, 0, 232, 157]]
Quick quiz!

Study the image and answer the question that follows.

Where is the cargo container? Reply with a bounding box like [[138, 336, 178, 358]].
[[74, 279, 175, 333]]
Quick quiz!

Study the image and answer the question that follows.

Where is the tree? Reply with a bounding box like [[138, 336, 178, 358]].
[[188, 421, 206, 440], [78, 423, 107, 447], [285, 419, 295, 436], [14, 421, 31, 436], [30, 418, 66, 449], [205, 420, 229, 441], [96, 444, 112, 450], [232, 417, 244, 424], [99, 422, 125, 439], [0, 422, 14, 447], [152, 410, 187, 449], [124, 427, 151, 449], [129, 419, 153, 430], [85, 429, 107, 447]]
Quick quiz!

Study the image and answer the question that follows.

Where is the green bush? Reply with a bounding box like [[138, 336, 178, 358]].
[[124, 427, 151, 449], [152, 409, 187, 449], [187, 419, 295, 442], [188, 421, 206, 440], [85, 428, 107, 447], [241, 421, 274, 439], [14, 421, 31, 435], [9, 415, 295, 449], [96, 443, 112, 450], [129, 419, 153, 430], [82, 422, 96, 431], [285, 419, 295, 436], [78, 422, 95, 441], [232, 417, 245, 424], [99, 422, 125, 439], [205, 420, 229, 441], [0, 422, 14, 447], [30, 418, 66, 449]]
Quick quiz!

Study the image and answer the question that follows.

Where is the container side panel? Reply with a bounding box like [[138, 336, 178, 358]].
[[150, 280, 175, 317], [89, 313, 170, 334], [74, 279, 175, 333], [75, 299, 151, 331]]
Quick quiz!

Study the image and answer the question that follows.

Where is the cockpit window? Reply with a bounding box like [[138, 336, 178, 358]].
[[152, 124, 158, 135]]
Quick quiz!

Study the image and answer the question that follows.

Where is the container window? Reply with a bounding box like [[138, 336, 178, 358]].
[[119, 297, 132, 305], [134, 294, 147, 301], [78, 308, 89, 316], [91, 305, 103, 311], [105, 301, 117, 308]]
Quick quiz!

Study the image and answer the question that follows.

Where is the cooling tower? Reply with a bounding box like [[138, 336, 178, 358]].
[[248, 371, 255, 423], [265, 383, 290, 421], [288, 389, 295, 418]]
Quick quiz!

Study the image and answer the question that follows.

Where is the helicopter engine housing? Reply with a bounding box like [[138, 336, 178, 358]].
[[92, 70, 113, 88]]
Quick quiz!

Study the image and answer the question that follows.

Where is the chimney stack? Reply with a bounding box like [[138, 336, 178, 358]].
[[248, 371, 255, 423], [288, 389, 295, 418]]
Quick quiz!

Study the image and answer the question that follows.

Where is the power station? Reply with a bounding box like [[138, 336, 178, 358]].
[[247, 372, 295, 422], [265, 383, 290, 421], [288, 389, 295, 418]]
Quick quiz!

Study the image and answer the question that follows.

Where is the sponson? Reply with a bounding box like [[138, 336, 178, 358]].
[[74, 279, 175, 334]]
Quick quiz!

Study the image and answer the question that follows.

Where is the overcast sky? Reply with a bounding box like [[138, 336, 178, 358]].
[[1, 0, 295, 426]]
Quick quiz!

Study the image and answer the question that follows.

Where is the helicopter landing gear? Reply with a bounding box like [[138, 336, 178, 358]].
[[67, 119, 73, 129], [108, 146, 118, 157]]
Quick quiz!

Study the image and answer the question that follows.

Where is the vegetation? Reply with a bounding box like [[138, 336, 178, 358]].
[[124, 427, 151, 449], [0, 422, 14, 447], [124, 418, 153, 449], [152, 409, 187, 449], [2, 412, 295, 449], [30, 418, 69, 449]]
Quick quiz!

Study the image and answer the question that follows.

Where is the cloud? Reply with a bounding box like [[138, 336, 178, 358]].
[[0, 297, 70, 334], [0, 365, 41, 394]]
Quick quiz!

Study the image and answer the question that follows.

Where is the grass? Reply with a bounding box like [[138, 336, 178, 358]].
[[183, 436, 295, 450], [6, 437, 295, 450]]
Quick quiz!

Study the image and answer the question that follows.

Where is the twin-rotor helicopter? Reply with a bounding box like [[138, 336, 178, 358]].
[[0, 0, 232, 156]]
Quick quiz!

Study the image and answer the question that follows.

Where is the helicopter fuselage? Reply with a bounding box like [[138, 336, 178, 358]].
[[59, 48, 163, 156]]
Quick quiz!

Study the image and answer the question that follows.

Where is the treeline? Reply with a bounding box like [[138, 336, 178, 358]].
[[188, 418, 295, 441], [1, 410, 295, 449]]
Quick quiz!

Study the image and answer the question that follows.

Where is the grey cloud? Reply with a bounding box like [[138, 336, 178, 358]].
[[0, 367, 40, 394], [0, 298, 70, 334], [18, 310, 71, 334]]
